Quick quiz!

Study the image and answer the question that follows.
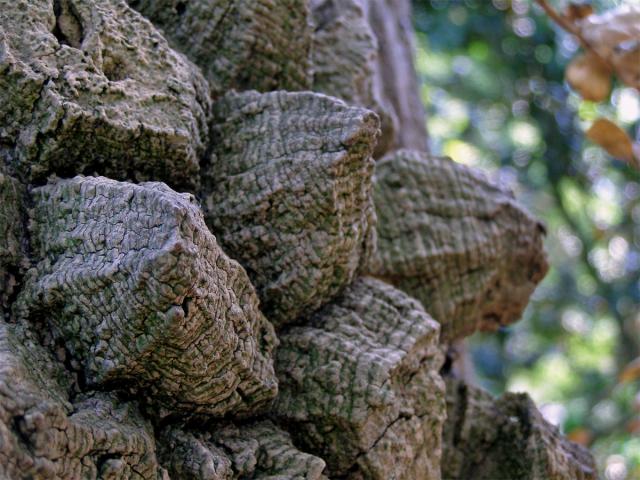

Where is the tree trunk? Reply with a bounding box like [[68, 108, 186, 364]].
[[0, 1, 596, 479], [364, 0, 431, 155]]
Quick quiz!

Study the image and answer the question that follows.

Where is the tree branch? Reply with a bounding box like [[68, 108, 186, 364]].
[[534, 0, 612, 71]]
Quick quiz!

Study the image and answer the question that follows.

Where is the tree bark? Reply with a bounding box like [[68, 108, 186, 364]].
[[0, 1, 595, 479], [364, 0, 431, 155]]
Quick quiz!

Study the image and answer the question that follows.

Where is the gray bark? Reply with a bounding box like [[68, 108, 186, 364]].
[[0, 0, 210, 190], [310, 0, 396, 155], [273, 277, 445, 479], [128, 0, 313, 99], [16, 176, 278, 418], [0, 322, 163, 479], [369, 149, 549, 341], [442, 377, 597, 480], [201, 90, 379, 328], [0, 0, 595, 478], [309, 0, 430, 157], [0, 173, 27, 317], [159, 422, 328, 479], [364, 0, 430, 154]]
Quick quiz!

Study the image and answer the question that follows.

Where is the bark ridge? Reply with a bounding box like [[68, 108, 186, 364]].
[[0, 0, 595, 478]]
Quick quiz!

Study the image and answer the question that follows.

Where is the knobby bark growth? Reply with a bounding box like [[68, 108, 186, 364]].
[[0, 0, 596, 479]]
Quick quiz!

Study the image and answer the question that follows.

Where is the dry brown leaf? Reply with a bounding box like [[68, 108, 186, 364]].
[[619, 356, 640, 383], [586, 118, 636, 165], [565, 53, 612, 101], [611, 39, 640, 89], [576, 5, 640, 89], [628, 418, 640, 434], [566, 3, 594, 22], [576, 5, 640, 56], [567, 428, 592, 446], [537, 1, 639, 89]]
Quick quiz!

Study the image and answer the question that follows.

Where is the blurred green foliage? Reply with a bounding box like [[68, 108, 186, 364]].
[[411, 0, 640, 477]]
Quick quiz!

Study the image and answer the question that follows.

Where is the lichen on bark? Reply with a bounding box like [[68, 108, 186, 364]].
[[0, 173, 27, 318], [442, 377, 598, 480], [0, 321, 163, 479], [202, 90, 379, 328], [369, 149, 549, 341], [0, 0, 597, 477], [273, 277, 445, 479], [159, 421, 327, 479], [16, 176, 277, 418], [0, 0, 210, 190], [128, 0, 313, 98]]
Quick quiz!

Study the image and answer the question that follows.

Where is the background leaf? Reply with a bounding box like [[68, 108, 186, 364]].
[[586, 118, 636, 165], [566, 53, 612, 102]]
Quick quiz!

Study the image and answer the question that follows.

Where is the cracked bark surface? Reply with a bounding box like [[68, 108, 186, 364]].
[[442, 377, 598, 480], [16, 176, 277, 418], [0, 0, 210, 190], [0, 0, 598, 477], [362, 0, 430, 154], [369, 149, 549, 341], [0, 173, 27, 318], [273, 277, 445, 479], [159, 421, 327, 479], [310, 0, 395, 156], [202, 90, 379, 328], [128, 0, 313, 99], [0, 321, 162, 479]]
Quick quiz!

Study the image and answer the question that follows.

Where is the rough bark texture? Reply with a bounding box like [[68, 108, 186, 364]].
[[0, 0, 595, 478], [274, 277, 445, 479], [310, 0, 428, 157], [0, 0, 210, 190], [16, 176, 277, 418], [159, 421, 327, 479], [0, 321, 162, 479], [128, 0, 313, 99], [202, 90, 379, 328], [442, 377, 598, 480], [310, 0, 395, 156], [369, 149, 549, 341], [0, 173, 27, 318], [363, 0, 430, 154]]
